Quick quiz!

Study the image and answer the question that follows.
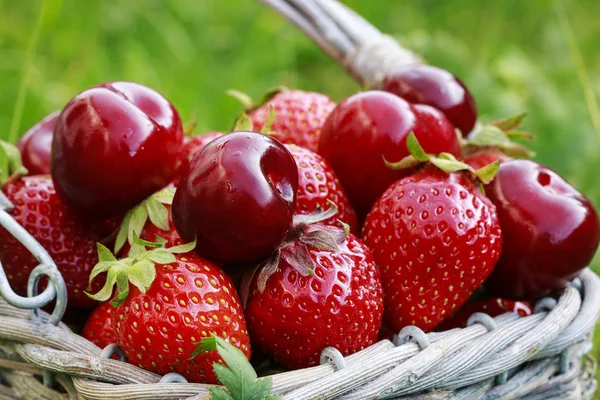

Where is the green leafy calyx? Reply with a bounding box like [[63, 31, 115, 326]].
[[385, 132, 500, 184], [463, 112, 534, 158], [0, 140, 28, 185], [114, 187, 175, 255], [87, 239, 196, 307], [195, 335, 280, 400]]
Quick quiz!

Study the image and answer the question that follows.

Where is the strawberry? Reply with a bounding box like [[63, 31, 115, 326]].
[[83, 302, 116, 349], [242, 207, 383, 369], [362, 133, 502, 333], [464, 149, 512, 170], [88, 241, 250, 383], [0, 174, 105, 308], [285, 144, 359, 234], [247, 89, 336, 153], [435, 298, 532, 331]]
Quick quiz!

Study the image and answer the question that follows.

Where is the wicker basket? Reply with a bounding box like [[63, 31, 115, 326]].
[[0, 1, 599, 399]]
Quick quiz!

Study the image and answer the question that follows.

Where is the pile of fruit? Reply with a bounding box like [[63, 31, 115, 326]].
[[3, 65, 600, 395]]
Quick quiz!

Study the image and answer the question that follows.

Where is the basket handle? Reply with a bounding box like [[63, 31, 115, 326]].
[[0, 192, 66, 325], [259, 0, 422, 87]]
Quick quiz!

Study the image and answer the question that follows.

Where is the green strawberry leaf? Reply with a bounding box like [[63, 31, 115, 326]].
[[126, 258, 156, 293], [260, 105, 276, 135], [114, 187, 175, 254], [232, 112, 253, 132], [383, 154, 421, 170], [226, 89, 255, 110], [428, 157, 472, 174], [198, 335, 280, 400], [145, 197, 170, 231], [474, 160, 501, 184], [491, 112, 527, 132], [0, 140, 28, 179], [406, 132, 430, 161], [87, 237, 196, 307], [183, 113, 198, 136]]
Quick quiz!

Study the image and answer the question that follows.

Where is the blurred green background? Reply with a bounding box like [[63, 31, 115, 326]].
[[2, 0, 600, 390]]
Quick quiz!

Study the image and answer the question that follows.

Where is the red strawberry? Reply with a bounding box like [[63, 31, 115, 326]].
[[174, 132, 224, 185], [243, 211, 383, 369], [435, 298, 532, 331], [88, 242, 250, 383], [285, 144, 359, 234], [464, 149, 512, 170], [362, 135, 502, 332], [0, 175, 105, 308], [83, 302, 116, 349], [248, 89, 336, 153]]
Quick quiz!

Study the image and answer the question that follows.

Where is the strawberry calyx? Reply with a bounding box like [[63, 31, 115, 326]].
[[232, 105, 276, 135], [183, 113, 198, 136], [114, 186, 175, 255], [385, 132, 500, 186], [462, 112, 535, 159], [86, 236, 196, 307], [0, 140, 28, 187], [226, 87, 289, 113], [240, 202, 348, 306]]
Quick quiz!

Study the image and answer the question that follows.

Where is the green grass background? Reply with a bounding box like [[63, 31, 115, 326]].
[[2, 0, 600, 391]]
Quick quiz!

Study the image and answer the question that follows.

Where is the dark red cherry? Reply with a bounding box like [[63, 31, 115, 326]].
[[52, 82, 184, 218], [318, 90, 461, 218], [172, 131, 298, 265], [17, 111, 58, 175], [484, 160, 600, 300], [382, 64, 477, 136]]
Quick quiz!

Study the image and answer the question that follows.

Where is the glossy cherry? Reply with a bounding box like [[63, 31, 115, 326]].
[[382, 64, 478, 136], [173, 131, 298, 265], [51, 82, 184, 218], [319, 90, 461, 218], [484, 160, 600, 300], [17, 111, 58, 175]]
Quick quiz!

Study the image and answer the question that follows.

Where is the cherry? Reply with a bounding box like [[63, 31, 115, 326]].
[[484, 159, 600, 300], [319, 90, 461, 218], [17, 111, 59, 175], [173, 131, 298, 265], [52, 82, 184, 218], [382, 64, 477, 136]]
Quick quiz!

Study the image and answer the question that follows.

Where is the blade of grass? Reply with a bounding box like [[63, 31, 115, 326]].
[[5, 0, 49, 180], [556, 5, 600, 144]]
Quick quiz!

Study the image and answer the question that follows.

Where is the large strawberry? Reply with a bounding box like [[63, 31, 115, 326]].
[[243, 89, 335, 153], [435, 298, 532, 331], [88, 241, 251, 383], [362, 134, 502, 332], [0, 166, 105, 308], [242, 207, 383, 369], [83, 302, 116, 349], [285, 144, 359, 234]]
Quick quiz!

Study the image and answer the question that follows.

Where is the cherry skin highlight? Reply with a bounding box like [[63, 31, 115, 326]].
[[51, 82, 184, 218], [17, 111, 59, 175], [319, 90, 461, 218], [173, 131, 298, 265], [382, 64, 478, 136], [484, 159, 600, 300]]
